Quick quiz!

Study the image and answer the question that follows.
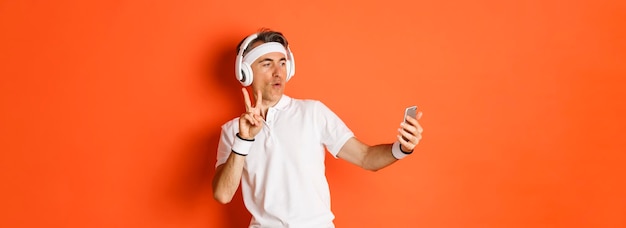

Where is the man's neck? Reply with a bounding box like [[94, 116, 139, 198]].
[[260, 98, 280, 119]]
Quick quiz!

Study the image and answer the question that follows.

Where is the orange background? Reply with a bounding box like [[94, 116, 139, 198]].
[[1, 0, 625, 227]]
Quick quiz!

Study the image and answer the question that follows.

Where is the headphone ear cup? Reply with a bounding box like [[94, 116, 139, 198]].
[[286, 47, 295, 81], [235, 55, 244, 83], [235, 33, 259, 86], [240, 62, 254, 86], [286, 60, 294, 82]]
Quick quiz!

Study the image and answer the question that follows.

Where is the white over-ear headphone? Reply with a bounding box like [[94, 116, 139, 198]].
[[235, 33, 295, 86]]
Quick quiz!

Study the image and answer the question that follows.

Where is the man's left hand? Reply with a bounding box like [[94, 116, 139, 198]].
[[397, 112, 423, 152]]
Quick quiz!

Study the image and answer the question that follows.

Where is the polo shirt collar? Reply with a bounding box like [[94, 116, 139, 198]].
[[272, 95, 291, 110]]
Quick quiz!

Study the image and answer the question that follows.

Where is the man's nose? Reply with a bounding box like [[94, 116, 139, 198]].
[[272, 64, 284, 77]]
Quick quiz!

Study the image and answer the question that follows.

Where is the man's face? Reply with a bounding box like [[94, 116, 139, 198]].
[[249, 43, 288, 104]]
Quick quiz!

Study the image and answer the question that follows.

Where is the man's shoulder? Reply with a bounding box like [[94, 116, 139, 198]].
[[289, 97, 324, 108], [220, 117, 240, 131], [286, 97, 339, 116]]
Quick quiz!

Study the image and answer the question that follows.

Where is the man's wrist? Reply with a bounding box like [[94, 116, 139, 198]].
[[400, 144, 413, 154], [391, 141, 412, 159], [236, 133, 255, 141], [232, 133, 255, 156]]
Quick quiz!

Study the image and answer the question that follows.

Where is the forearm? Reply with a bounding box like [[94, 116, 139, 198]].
[[361, 143, 398, 171], [212, 152, 246, 204]]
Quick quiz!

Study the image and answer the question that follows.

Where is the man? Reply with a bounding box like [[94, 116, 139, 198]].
[[212, 29, 423, 228]]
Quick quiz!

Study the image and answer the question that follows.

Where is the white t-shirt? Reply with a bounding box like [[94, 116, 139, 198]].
[[216, 95, 354, 228]]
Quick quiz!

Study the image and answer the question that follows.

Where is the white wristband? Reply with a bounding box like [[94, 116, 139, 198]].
[[391, 141, 412, 159], [232, 133, 254, 156]]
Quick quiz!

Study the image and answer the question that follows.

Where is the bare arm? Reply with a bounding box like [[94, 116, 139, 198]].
[[337, 113, 423, 171], [212, 153, 246, 204], [337, 138, 397, 171], [212, 88, 265, 204]]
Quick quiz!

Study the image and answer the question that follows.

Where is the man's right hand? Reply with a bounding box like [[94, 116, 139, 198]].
[[238, 88, 264, 140]]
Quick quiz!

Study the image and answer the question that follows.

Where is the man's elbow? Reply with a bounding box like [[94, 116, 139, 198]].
[[360, 155, 383, 172], [213, 190, 233, 204], [360, 158, 381, 172], [363, 165, 381, 172], [213, 188, 234, 204]]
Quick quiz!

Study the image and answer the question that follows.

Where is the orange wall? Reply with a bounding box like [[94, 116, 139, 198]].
[[1, 0, 625, 227]]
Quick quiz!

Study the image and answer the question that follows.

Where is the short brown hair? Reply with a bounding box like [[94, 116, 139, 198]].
[[237, 28, 289, 56]]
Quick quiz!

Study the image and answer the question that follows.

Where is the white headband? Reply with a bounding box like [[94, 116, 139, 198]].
[[242, 42, 287, 64]]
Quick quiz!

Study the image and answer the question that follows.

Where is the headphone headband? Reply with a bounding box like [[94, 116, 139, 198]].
[[242, 42, 287, 64], [237, 33, 259, 59]]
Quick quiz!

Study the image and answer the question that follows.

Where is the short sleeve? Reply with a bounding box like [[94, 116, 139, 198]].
[[316, 101, 354, 158], [215, 120, 238, 168]]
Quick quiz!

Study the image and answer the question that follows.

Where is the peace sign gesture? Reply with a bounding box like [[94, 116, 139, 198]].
[[238, 88, 265, 140]]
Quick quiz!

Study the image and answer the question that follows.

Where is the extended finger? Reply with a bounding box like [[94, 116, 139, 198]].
[[255, 89, 263, 109], [242, 88, 252, 112]]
